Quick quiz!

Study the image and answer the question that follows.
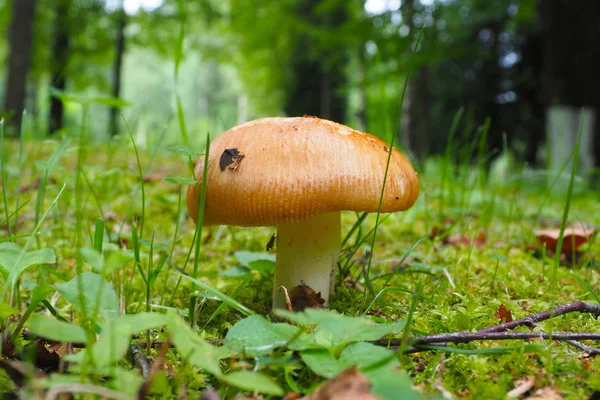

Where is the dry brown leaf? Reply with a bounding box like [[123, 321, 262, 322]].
[[19, 177, 57, 192], [524, 387, 563, 400], [534, 223, 595, 252], [142, 172, 168, 183], [507, 375, 535, 398], [289, 283, 325, 311], [494, 304, 514, 323], [299, 367, 379, 400], [442, 231, 486, 248]]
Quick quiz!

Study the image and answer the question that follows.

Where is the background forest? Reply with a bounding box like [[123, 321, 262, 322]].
[[5, 0, 600, 170], [3, 1, 600, 399]]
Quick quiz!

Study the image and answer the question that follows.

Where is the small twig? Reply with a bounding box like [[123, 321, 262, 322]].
[[131, 344, 151, 378], [409, 331, 600, 345], [565, 340, 600, 356], [137, 339, 170, 399], [476, 301, 600, 334], [375, 301, 600, 355]]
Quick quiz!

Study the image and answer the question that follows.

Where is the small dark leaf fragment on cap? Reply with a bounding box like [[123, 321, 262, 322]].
[[289, 282, 325, 311], [219, 148, 245, 172], [266, 234, 276, 251]]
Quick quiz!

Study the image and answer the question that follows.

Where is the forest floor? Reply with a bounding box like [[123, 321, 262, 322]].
[[1, 137, 600, 399]]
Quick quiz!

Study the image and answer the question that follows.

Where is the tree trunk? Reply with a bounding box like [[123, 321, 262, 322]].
[[48, 0, 71, 135], [356, 42, 368, 132], [110, 6, 127, 137], [284, 0, 347, 123], [4, 0, 37, 134], [541, 0, 600, 174]]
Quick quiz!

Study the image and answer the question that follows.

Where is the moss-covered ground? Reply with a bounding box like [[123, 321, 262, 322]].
[[1, 137, 599, 399]]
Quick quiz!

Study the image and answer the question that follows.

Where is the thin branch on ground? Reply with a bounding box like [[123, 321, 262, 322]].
[[376, 301, 600, 355], [131, 344, 151, 378], [476, 301, 600, 333], [137, 339, 171, 399]]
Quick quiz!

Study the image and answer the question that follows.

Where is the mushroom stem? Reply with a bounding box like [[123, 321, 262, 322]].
[[273, 211, 341, 310]]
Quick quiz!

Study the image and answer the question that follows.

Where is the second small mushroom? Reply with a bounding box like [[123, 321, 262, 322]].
[[187, 116, 419, 310]]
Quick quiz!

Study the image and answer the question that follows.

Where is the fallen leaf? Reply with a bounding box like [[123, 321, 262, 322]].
[[507, 375, 535, 398], [524, 387, 564, 400], [443, 231, 486, 248], [142, 172, 168, 183], [494, 304, 513, 323], [534, 223, 595, 252], [20, 177, 57, 192], [299, 367, 379, 400], [20, 340, 61, 372], [289, 283, 325, 312]]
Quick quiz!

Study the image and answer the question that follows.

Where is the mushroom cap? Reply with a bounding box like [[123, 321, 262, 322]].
[[187, 117, 419, 226]]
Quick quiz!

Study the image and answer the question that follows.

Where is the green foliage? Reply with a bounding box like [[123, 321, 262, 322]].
[[27, 314, 87, 343], [0, 242, 56, 296], [56, 272, 120, 323], [0, 302, 18, 319], [276, 308, 406, 352]]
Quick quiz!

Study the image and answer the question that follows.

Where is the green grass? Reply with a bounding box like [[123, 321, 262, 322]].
[[1, 118, 600, 399]]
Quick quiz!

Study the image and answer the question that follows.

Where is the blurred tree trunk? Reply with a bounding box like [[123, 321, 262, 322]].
[[356, 42, 368, 131], [49, 0, 71, 135], [401, 0, 431, 158], [404, 67, 431, 156], [477, 20, 504, 155], [541, 0, 600, 173], [110, 5, 127, 137], [4, 0, 37, 135], [284, 0, 348, 123]]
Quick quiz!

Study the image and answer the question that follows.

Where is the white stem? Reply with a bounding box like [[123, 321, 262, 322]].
[[273, 211, 341, 310]]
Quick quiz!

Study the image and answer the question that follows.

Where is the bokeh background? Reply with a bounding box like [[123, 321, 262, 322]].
[[3, 0, 600, 174]]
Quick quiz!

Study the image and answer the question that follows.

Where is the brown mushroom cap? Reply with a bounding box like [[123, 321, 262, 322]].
[[187, 117, 419, 226]]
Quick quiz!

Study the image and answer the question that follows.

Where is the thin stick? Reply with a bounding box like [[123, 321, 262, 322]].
[[374, 301, 600, 355]]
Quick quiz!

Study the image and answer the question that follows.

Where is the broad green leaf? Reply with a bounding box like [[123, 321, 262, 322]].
[[166, 313, 226, 376], [175, 272, 256, 317], [103, 250, 134, 275], [27, 315, 87, 343], [221, 371, 284, 396], [300, 349, 345, 378], [301, 343, 399, 380], [234, 251, 275, 267], [66, 313, 169, 368], [79, 248, 104, 274], [248, 259, 275, 275], [139, 239, 169, 250], [162, 176, 197, 185], [276, 309, 406, 350], [366, 366, 422, 400], [339, 342, 399, 371], [56, 272, 119, 322], [50, 88, 129, 108], [0, 242, 56, 283], [167, 146, 203, 157], [30, 284, 55, 305], [225, 315, 298, 355], [0, 303, 18, 318]]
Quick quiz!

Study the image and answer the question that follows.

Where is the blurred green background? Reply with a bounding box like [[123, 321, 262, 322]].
[[3, 0, 600, 170]]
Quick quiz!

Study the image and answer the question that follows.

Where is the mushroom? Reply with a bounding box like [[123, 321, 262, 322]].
[[187, 117, 419, 310]]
